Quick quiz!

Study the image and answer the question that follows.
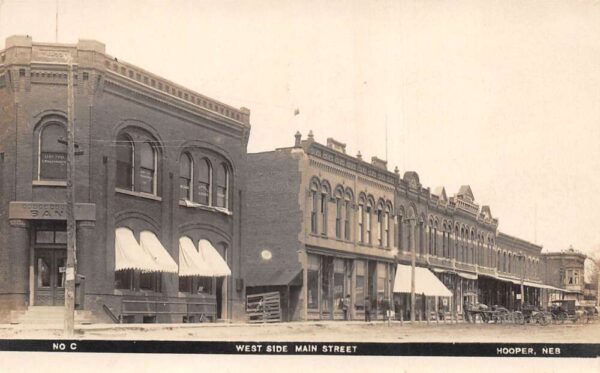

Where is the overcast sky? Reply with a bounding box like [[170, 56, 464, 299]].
[[1, 0, 599, 255]]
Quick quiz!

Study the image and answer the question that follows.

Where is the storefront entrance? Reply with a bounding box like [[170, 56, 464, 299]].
[[34, 248, 66, 306]]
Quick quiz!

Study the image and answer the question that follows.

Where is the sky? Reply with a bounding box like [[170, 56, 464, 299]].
[[1, 0, 599, 256]]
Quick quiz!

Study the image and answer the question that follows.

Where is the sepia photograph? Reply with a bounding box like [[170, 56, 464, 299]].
[[0, 0, 599, 370]]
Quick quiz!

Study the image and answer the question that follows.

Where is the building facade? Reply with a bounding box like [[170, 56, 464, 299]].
[[0, 36, 250, 323], [541, 247, 587, 302], [243, 133, 397, 321]]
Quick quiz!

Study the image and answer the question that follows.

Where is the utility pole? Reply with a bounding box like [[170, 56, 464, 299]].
[[518, 253, 525, 310], [64, 54, 76, 336]]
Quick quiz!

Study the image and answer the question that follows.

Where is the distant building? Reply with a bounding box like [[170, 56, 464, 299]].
[[0, 36, 250, 323], [541, 247, 587, 302]]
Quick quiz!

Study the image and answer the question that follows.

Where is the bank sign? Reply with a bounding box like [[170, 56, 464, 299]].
[[8, 202, 96, 221]]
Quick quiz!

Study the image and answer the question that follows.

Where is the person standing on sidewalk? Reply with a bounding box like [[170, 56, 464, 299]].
[[342, 294, 351, 321], [364, 297, 372, 322]]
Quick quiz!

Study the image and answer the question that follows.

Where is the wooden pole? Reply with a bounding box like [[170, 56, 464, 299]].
[[409, 219, 416, 323], [64, 55, 76, 336]]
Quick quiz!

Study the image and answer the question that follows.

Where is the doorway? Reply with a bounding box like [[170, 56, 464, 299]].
[[34, 248, 66, 306]]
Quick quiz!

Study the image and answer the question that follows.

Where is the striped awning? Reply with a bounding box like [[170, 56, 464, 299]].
[[393, 264, 453, 297], [115, 227, 160, 272], [179, 236, 213, 277], [199, 239, 231, 277], [139, 231, 179, 273]]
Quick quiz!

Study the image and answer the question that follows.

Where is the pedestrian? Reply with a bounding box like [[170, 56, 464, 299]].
[[463, 298, 471, 323], [342, 294, 351, 321], [364, 297, 372, 322]]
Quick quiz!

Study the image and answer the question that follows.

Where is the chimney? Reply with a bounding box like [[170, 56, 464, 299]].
[[294, 131, 302, 147]]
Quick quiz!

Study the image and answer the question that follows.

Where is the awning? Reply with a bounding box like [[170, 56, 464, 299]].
[[456, 271, 478, 280], [115, 228, 160, 272], [393, 264, 453, 297], [178, 236, 213, 277], [199, 239, 231, 277], [246, 268, 303, 287], [139, 231, 178, 273]]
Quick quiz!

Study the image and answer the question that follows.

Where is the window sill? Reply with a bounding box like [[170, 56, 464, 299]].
[[116, 188, 162, 201], [178, 200, 232, 215], [33, 180, 67, 187], [113, 289, 163, 296]]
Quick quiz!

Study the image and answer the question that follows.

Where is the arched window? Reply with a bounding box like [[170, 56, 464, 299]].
[[433, 220, 438, 256], [376, 202, 384, 247], [358, 196, 365, 243], [335, 188, 343, 239], [365, 199, 373, 244], [198, 158, 212, 205], [139, 142, 157, 194], [39, 123, 67, 180], [116, 133, 134, 190], [179, 153, 193, 201], [384, 204, 391, 248], [320, 184, 330, 236], [216, 163, 230, 209], [344, 190, 352, 241], [310, 180, 319, 234]]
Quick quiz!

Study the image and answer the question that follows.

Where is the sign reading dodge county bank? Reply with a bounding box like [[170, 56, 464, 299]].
[[8, 202, 96, 221]]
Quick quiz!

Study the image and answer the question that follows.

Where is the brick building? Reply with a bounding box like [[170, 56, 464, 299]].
[[0, 36, 250, 323], [243, 132, 397, 321], [541, 247, 586, 302]]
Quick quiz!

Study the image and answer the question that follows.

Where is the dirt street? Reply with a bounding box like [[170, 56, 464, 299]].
[[1, 321, 599, 343]]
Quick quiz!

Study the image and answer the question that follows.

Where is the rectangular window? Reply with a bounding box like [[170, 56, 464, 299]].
[[335, 200, 342, 239], [197, 277, 213, 294], [366, 207, 372, 244], [320, 195, 327, 235], [140, 272, 161, 292], [377, 262, 387, 308], [307, 255, 320, 310], [358, 205, 364, 243], [355, 260, 365, 310], [114, 270, 134, 290], [321, 257, 332, 312], [344, 202, 351, 240], [40, 152, 67, 180], [333, 259, 345, 310], [216, 186, 227, 208], [198, 181, 210, 205], [180, 178, 191, 200], [377, 211, 383, 246], [139, 167, 155, 194], [311, 193, 318, 234]]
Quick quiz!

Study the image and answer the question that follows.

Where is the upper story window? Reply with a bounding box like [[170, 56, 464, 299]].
[[344, 190, 352, 241], [216, 163, 229, 209], [320, 184, 330, 236], [365, 199, 373, 244], [116, 133, 134, 190], [357, 197, 365, 243], [335, 188, 343, 239], [179, 153, 193, 201], [376, 202, 384, 247], [384, 204, 391, 248], [39, 123, 67, 180], [139, 142, 158, 195], [198, 158, 212, 205]]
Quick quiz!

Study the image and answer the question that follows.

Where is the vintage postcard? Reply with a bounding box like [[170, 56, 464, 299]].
[[0, 0, 598, 371]]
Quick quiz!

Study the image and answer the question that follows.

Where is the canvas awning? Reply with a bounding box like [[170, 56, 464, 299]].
[[139, 231, 178, 273], [246, 268, 303, 287], [115, 227, 160, 272], [178, 236, 213, 277], [199, 239, 231, 277], [393, 264, 453, 297], [456, 271, 478, 280]]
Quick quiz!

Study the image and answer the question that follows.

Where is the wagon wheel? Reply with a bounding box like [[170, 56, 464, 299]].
[[514, 311, 525, 325], [556, 312, 566, 324], [537, 313, 549, 326]]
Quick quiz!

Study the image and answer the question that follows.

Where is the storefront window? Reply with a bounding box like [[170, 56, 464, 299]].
[[321, 257, 332, 312], [377, 262, 387, 308], [307, 254, 320, 310], [355, 260, 365, 310], [140, 272, 161, 292], [114, 270, 134, 290], [333, 258, 345, 310]]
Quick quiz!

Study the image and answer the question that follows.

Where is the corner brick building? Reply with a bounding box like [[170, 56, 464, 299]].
[[0, 36, 250, 323], [541, 247, 587, 302], [243, 133, 397, 321]]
